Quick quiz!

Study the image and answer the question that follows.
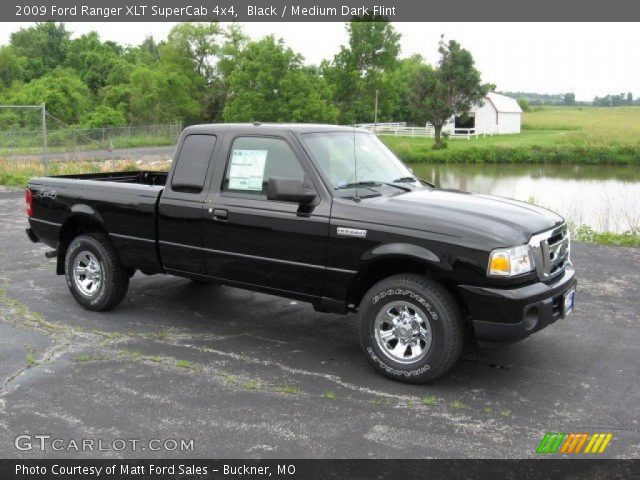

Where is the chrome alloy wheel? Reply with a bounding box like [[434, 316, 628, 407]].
[[374, 301, 432, 364], [73, 250, 103, 297]]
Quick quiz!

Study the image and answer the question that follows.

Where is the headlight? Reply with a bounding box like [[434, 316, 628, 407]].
[[488, 245, 535, 277]]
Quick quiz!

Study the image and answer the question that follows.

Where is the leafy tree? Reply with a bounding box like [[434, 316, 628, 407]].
[[563, 92, 576, 106], [202, 24, 250, 122], [7, 68, 91, 124], [82, 105, 127, 128], [161, 23, 223, 81], [324, 19, 401, 124], [222, 36, 337, 123], [383, 55, 426, 123], [517, 98, 531, 112], [65, 32, 123, 93], [124, 36, 160, 65], [0, 46, 27, 89], [409, 36, 492, 149], [626, 92, 633, 105], [217, 24, 249, 79], [10, 23, 70, 80], [594, 93, 627, 107], [127, 65, 202, 124], [99, 84, 133, 114]]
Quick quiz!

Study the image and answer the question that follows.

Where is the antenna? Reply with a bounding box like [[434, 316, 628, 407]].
[[353, 123, 359, 201]]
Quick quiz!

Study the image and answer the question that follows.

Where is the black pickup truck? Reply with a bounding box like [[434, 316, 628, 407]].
[[26, 123, 576, 382]]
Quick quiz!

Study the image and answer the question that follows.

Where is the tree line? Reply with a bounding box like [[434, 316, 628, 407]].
[[0, 20, 490, 148], [504, 91, 638, 108]]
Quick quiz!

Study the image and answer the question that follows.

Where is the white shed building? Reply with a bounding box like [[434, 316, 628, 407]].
[[440, 92, 523, 135]]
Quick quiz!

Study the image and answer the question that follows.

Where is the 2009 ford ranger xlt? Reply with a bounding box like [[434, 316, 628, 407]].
[[25, 124, 576, 383]]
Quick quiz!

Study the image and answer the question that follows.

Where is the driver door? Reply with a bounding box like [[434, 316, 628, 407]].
[[202, 134, 331, 301]]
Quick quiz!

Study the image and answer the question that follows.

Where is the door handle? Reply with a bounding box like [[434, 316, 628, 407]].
[[209, 208, 228, 221]]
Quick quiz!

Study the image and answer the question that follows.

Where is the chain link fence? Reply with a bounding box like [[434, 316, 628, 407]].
[[0, 123, 182, 163]]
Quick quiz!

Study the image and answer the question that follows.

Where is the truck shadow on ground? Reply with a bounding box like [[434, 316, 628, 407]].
[[107, 275, 569, 396]]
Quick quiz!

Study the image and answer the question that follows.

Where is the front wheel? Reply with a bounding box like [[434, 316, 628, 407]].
[[358, 274, 464, 383], [64, 233, 129, 311]]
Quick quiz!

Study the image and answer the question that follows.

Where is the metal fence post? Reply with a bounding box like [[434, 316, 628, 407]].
[[41, 104, 49, 175]]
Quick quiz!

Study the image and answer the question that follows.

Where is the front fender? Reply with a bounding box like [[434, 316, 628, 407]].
[[361, 242, 451, 271]]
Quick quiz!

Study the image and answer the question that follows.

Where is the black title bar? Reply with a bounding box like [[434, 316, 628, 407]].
[[4, 0, 640, 22], [2, 459, 640, 480]]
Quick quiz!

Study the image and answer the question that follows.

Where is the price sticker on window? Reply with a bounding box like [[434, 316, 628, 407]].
[[228, 150, 268, 191]]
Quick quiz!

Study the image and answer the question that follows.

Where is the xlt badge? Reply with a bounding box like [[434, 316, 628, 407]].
[[337, 227, 367, 238]]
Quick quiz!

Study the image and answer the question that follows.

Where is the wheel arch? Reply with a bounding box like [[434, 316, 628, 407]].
[[56, 212, 109, 275], [347, 243, 453, 308]]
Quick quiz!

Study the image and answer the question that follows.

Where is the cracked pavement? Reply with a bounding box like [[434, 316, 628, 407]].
[[0, 186, 639, 458]]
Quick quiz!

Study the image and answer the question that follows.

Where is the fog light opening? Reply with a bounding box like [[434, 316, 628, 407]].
[[523, 306, 540, 331]]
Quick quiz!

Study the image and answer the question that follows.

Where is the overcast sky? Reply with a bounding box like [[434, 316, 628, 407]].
[[2, 22, 638, 101]]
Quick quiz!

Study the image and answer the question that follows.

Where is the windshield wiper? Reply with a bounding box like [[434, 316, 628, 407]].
[[336, 180, 415, 194], [337, 180, 412, 193], [392, 176, 418, 183], [392, 176, 436, 188], [335, 181, 381, 190]]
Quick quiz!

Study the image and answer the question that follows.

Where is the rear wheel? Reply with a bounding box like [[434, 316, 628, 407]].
[[358, 274, 464, 383], [64, 233, 129, 311]]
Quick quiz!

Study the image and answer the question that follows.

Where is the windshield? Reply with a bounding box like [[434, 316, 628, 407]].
[[300, 131, 416, 194]]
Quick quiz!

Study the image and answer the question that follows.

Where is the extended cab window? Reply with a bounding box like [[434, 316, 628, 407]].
[[222, 137, 305, 195], [171, 134, 216, 193]]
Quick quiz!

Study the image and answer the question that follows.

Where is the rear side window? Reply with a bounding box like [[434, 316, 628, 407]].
[[171, 134, 216, 193]]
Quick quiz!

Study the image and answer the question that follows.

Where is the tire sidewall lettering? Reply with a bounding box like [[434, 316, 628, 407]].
[[373, 289, 438, 320], [366, 288, 441, 375]]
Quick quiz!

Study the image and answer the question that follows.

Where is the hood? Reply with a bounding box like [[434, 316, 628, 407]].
[[360, 188, 564, 247]]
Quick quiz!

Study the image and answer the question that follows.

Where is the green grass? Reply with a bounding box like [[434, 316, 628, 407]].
[[276, 385, 301, 395], [217, 371, 237, 384], [243, 380, 259, 390], [381, 106, 640, 165], [571, 224, 640, 247], [451, 400, 470, 411], [323, 390, 336, 399], [421, 395, 438, 406], [176, 360, 192, 368], [25, 346, 38, 367]]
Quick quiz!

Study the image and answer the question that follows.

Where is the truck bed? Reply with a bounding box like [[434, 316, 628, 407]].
[[28, 170, 167, 274], [55, 170, 168, 186]]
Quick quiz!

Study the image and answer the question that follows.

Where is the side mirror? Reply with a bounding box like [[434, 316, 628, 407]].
[[267, 177, 317, 205]]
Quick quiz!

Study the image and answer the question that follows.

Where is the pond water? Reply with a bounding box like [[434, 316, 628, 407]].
[[408, 163, 640, 233]]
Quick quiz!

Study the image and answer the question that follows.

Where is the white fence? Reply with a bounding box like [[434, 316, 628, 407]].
[[357, 123, 498, 140]]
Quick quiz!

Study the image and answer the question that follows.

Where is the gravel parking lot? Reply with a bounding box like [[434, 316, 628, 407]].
[[0, 186, 638, 459]]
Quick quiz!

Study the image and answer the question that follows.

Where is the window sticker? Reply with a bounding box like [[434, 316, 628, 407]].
[[228, 149, 268, 191]]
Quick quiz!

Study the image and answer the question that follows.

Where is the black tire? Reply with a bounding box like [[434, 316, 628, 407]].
[[64, 233, 129, 311], [358, 274, 464, 383]]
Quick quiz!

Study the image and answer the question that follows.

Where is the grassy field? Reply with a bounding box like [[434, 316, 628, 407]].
[[382, 106, 640, 164]]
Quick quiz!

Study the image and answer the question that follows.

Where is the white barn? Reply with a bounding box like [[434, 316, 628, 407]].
[[441, 92, 522, 135]]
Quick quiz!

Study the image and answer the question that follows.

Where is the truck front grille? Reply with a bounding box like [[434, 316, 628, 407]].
[[529, 225, 570, 281]]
